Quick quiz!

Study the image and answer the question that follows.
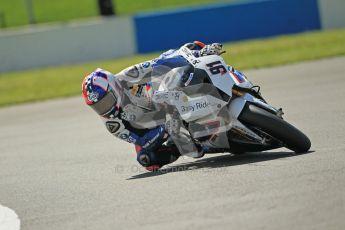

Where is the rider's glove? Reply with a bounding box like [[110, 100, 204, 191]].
[[200, 43, 223, 56]]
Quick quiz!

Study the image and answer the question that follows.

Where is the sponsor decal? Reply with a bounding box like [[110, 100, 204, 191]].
[[181, 47, 193, 58], [127, 135, 136, 143], [120, 133, 128, 139], [181, 105, 194, 112], [119, 132, 136, 143], [142, 62, 151, 68], [106, 121, 120, 134], [230, 72, 245, 83], [129, 114, 136, 121], [174, 92, 180, 100], [206, 61, 227, 75], [180, 47, 200, 66], [195, 101, 210, 109], [121, 111, 128, 120], [154, 92, 169, 100], [143, 133, 160, 148], [125, 66, 139, 78], [121, 110, 136, 121], [87, 91, 99, 102], [191, 59, 201, 65], [180, 101, 210, 112], [184, 73, 194, 86]]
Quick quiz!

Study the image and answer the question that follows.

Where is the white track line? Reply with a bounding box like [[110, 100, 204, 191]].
[[0, 204, 20, 230]]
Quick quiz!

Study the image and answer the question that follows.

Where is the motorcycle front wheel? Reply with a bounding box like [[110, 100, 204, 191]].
[[239, 103, 311, 153]]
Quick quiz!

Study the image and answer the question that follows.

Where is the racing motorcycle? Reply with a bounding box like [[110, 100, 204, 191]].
[[134, 46, 311, 156]]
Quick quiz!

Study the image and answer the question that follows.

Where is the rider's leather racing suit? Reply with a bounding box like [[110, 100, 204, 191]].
[[99, 42, 218, 170]]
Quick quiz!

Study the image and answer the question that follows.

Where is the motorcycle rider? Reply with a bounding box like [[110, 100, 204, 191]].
[[82, 41, 224, 171]]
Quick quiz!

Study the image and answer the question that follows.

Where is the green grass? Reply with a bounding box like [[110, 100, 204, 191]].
[[0, 0, 236, 28], [115, 0, 237, 15], [1, 28, 345, 107], [0, 0, 97, 27]]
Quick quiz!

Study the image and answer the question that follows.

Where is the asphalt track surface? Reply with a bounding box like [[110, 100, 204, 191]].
[[0, 57, 345, 230]]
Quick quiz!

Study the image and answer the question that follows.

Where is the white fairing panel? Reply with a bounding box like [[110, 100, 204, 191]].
[[228, 93, 278, 119], [153, 90, 227, 122], [179, 47, 235, 98], [196, 55, 235, 97], [179, 46, 253, 99]]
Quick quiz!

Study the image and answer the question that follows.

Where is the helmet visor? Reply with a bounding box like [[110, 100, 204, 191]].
[[90, 91, 117, 116]]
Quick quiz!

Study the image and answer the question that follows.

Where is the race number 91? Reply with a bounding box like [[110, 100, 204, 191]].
[[206, 61, 227, 75]]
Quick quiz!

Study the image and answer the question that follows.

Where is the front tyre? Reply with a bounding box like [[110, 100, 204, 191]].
[[239, 103, 311, 153]]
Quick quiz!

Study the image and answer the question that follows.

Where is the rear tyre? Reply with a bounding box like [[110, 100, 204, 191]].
[[239, 103, 311, 153]]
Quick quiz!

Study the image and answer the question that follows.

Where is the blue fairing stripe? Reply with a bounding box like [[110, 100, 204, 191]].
[[152, 55, 189, 69]]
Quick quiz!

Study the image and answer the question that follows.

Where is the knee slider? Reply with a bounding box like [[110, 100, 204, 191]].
[[137, 151, 156, 167]]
